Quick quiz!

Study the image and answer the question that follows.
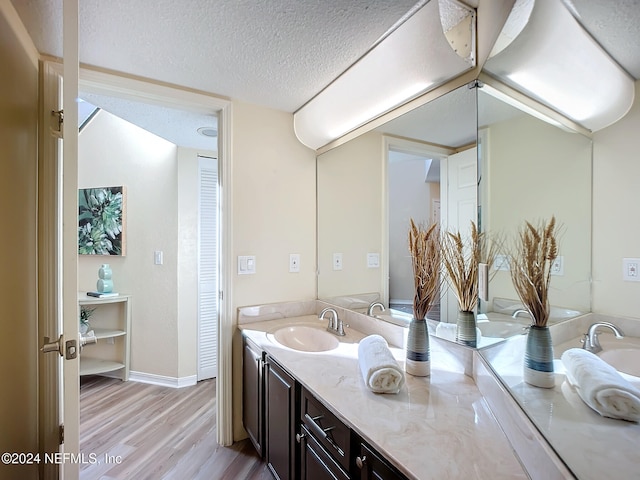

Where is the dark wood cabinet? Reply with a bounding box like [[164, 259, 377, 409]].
[[265, 355, 298, 480], [355, 441, 407, 480], [241, 333, 407, 480], [299, 424, 350, 480], [242, 337, 264, 457], [300, 387, 351, 472]]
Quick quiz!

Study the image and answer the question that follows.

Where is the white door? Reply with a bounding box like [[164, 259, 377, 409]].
[[198, 156, 218, 380], [39, 4, 81, 477], [38, 61, 66, 480], [441, 147, 478, 322]]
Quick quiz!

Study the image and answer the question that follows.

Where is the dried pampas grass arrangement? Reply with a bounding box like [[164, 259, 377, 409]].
[[442, 221, 500, 312], [408, 219, 441, 320], [510, 217, 559, 327]]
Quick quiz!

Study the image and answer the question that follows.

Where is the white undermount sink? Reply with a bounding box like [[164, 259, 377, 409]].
[[597, 336, 640, 378], [271, 325, 340, 352]]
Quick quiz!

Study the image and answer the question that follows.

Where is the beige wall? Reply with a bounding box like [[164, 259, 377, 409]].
[[592, 80, 640, 318], [231, 100, 317, 439], [231, 101, 317, 308], [317, 131, 385, 299], [389, 159, 438, 303], [79, 110, 188, 378], [0, 5, 39, 479], [177, 148, 204, 378], [483, 114, 592, 312]]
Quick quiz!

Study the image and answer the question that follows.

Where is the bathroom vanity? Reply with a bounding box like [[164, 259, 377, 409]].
[[239, 312, 527, 480]]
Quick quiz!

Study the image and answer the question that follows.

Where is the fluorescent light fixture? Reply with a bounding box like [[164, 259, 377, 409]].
[[483, 0, 634, 132], [294, 0, 476, 150], [479, 78, 571, 132]]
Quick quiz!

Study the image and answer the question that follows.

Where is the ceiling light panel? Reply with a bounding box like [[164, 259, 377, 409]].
[[294, 0, 476, 150]]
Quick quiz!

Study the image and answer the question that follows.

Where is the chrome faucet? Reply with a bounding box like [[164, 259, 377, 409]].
[[512, 309, 531, 319], [582, 322, 624, 354], [319, 307, 345, 336], [367, 301, 385, 316]]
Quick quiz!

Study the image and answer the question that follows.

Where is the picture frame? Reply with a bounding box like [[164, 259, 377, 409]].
[[78, 186, 126, 256]]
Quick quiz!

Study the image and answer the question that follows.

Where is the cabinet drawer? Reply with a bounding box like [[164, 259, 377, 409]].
[[300, 387, 350, 471], [300, 424, 349, 480], [356, 441, 408, 480]]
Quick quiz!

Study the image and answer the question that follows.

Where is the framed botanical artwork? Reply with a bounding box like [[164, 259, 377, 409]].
[[78, 186, 126, 255]]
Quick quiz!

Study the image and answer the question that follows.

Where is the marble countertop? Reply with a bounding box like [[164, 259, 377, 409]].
[[480, 318, 640, 480], [239, 315, 527, 480]]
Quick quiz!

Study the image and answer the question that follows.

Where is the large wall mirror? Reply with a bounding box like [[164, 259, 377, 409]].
[[316, 79, 592, 347]]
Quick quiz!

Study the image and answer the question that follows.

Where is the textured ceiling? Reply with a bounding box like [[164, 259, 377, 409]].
[[12, 0, 421, 112], [9, 0, 640, 149]]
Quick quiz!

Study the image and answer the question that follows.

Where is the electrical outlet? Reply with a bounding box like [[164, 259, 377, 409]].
[[289, 253, 300, 273], [551, 256, 564, 276], [623, 258, 640, 282], [367, 253, 380, 268], [333, 253, 343, 271]]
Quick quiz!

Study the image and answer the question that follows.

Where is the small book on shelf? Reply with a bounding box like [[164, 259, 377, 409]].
[[86, 291, 119, 298]]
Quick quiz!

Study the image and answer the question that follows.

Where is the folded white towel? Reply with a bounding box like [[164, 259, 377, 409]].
[[561, 348, 640, 422], [358, 335, 405, 394]]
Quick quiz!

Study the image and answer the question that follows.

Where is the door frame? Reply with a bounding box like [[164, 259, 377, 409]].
[[382, 135, 451, 307], [44, 63, 235, 448]]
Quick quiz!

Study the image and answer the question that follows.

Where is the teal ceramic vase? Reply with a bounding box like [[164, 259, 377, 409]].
[[97, 263, 113, 293], [523, 325, 555, 388]]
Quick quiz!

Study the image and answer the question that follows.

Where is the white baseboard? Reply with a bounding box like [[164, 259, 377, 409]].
[[129, 371, 198, 388]]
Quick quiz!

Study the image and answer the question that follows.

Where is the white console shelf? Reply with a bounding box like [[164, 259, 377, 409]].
[[78, 292, 131, 381]]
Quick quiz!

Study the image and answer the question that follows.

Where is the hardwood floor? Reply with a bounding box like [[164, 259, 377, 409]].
[[80, 375, 272, 480]]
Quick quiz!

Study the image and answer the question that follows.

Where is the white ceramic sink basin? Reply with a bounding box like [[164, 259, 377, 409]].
[[272, 325, 340, 352], [597, 336, 640, 378], [478, 321, 528, 338]]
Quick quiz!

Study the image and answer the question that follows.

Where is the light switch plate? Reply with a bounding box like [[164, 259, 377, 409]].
[[367, 253, 380, 268], [238, 255, 256, 275]]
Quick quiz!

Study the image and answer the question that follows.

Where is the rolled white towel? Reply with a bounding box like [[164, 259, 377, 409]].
[[358, 335, 405, 394], [561, 348, 640, 422]]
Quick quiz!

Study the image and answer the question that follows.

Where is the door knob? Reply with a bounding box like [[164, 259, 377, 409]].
[[42, 336, 63, 356], [80, 332, 97, 350], [42, 335, 78, 360]]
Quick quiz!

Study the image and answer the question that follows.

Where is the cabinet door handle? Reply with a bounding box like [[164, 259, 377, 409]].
[[304, 413, 343, 456], [296, 432, 306, 443], [356, 455, 367, 469]]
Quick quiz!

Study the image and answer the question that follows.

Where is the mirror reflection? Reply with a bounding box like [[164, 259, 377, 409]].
[[317, 80, 592, 347], [477, 84, 592, 334]]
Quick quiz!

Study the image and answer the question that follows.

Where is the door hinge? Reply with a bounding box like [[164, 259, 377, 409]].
[[52, 109, 64, 136], [59, 424, 64, 445], [219, 290, 224, 301]]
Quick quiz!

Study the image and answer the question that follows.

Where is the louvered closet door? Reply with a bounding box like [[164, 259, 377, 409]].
[[198, 156, 218, 380]]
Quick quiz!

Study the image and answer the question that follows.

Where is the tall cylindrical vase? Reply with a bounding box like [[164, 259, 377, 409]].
[[406, 317, 430, 377], [523, 325, 555, 388], [456, 310, 477, 348]]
